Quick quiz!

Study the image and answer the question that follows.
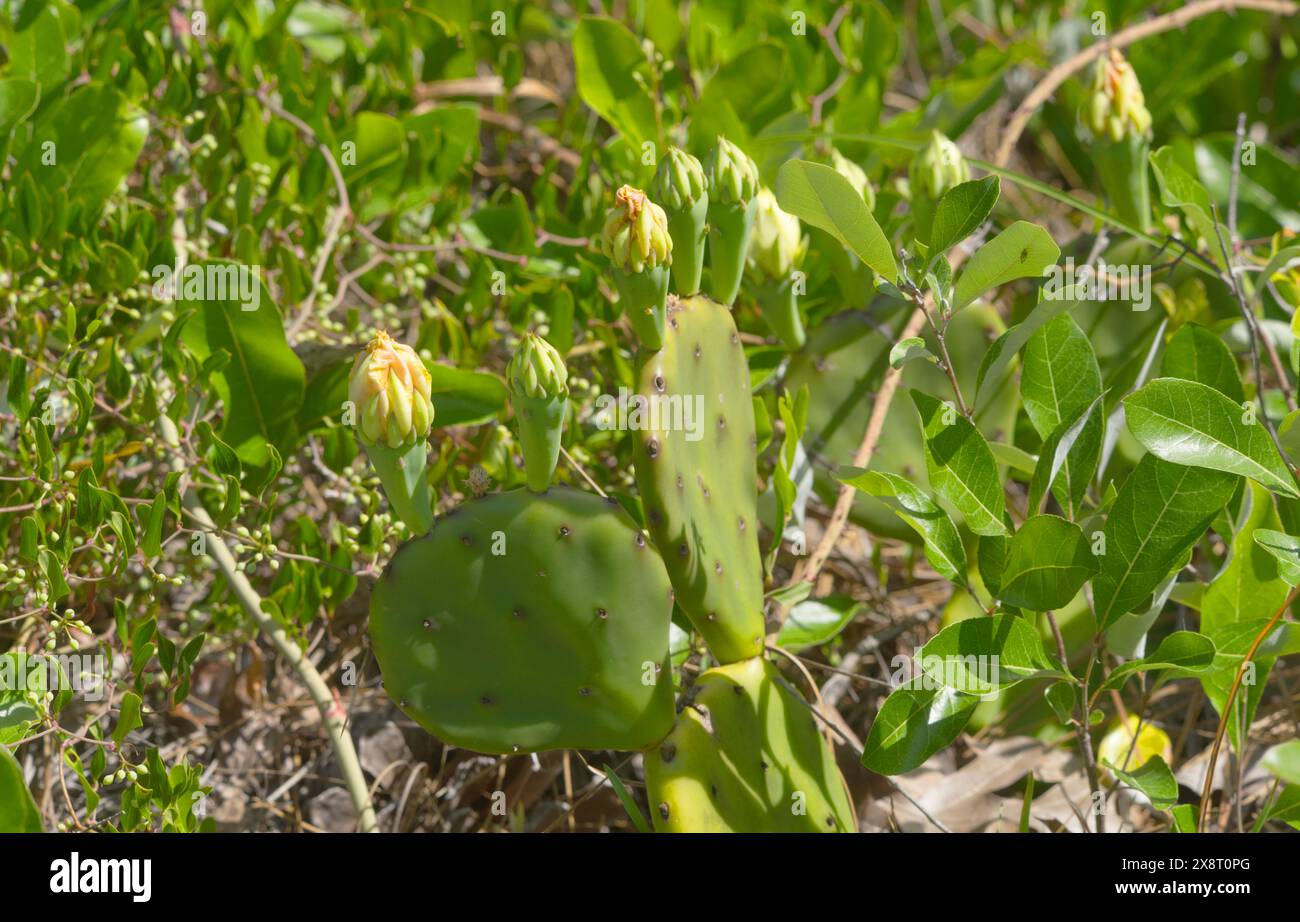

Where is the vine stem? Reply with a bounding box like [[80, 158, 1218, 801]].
[[1197, 584, 1300, 831], [993, 0, 1299, 168], [157, 415, 379, 832]]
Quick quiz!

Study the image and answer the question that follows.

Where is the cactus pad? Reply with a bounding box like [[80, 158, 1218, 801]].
[[369, 486, 676, 754], [644, 657, 856, 832], [632, 295, 766, 663]]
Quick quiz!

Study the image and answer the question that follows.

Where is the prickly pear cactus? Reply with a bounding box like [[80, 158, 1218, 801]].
[[369, 486, 676, 754], [644, 657, 856, 832], [632, 295, 766, 663]]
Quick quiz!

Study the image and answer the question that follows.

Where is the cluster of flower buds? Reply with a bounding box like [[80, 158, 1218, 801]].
[[653, 147, 707, 212], [348, 330, 434, 449], [600, 184, 673, 275], [506, 332, 569, 401], [705, 136, 759, 205], [1084, 49, 1152, 143]]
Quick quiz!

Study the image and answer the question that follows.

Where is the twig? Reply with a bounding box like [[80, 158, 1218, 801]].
[[1198, 585, 1300, 831], [781, 305, 928, 600], [559, 445, 608, 498], [993, 0, 1299, 168]]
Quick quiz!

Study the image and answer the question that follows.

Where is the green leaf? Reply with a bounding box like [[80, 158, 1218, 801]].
[[1020, 314, 1101, 439], [1123, 378, 1298, 498], [0, 744, 42, 832], [1044, 681, 1077, 724], [1201, 481, 1289, 634], [0, 78, 39, 138], [572, 17, 659, 148], [861, 679, 978, 775], [1261, 740, 1300, 786], [1093, 454, 1238, 629], [888, 336, 933, 369], [1028, 394, 1104, 515], [1106, 755, 1178, 811], [998, 515, 1098, 611], [602, 764, 651, 833], [777, 596, 863, 652], [426, 363, 509, 427], [19, 82, 148, 221], [112, 692, 143, 747], [1161, 324, 1243, 403], [1253, 528, 1300, 586], [179, 263, 306, 465], [952, 221, 1060, 311], [775, 159, 897, 282], [1102, 631, 1218, 691], [910, 390, 1006, 536], [37, 548, 69, 601], [1149, 147, 1226, 270], [929, 176, 1000, 254], [917, 614, 1057, 694], [838, 468, 966, 584]]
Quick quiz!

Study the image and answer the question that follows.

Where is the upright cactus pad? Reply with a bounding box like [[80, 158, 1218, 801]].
[[644, 657, 856, 832], [632, 295, 765, 663], [369, 486, 676, 754]]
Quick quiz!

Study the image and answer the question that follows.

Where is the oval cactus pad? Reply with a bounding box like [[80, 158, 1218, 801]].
[[645, 657, 857, 832], [370, 487, 676, 754], [632, 295, 766, 662]]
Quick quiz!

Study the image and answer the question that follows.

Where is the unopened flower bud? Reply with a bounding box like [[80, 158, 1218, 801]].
[[600, 185, 673, 274], [748, 188, 803, 280], [653, 147, 707, 212], [506, 332, 569, 401], [830, 148, 875, 210], [705, 137, 759, 205], [911, 131, 970, 202], [1083, 49, 1152, 143], [348, 331, 434, 449]]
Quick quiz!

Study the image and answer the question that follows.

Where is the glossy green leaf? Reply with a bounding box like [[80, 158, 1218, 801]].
[[572, 17, 658, 148], [1201, 481, 1288, 634], [1261, 740, 1300, 786], [861, 679, 978, 775], [1161, 324, 1243, 403], [917, 614, 1057, 694], [929, 175, 999, 254], [776, 159, 897, 282], [1107, 755, 1178, 811], [910, 390, 1007, 536], [777, 596, 863, 652], [1124, 377, 1298, 497], [0, 744, 42, 832], [1102, 631, 1217, 691], [953, 221, 1060, 311], [1028, 394, 1104, 515], [839, 468, 967, 584], [179, 264, 306, 465], [888, 336, 933, 369], [998, 515, 1098, 611], [1093, 454, 1238, 629], [426, 363, 509, 428], [1020, 314, 1101, 439], [1253, 528, 1300, 586]]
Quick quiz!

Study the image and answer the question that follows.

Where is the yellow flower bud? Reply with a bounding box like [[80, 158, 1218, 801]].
[[600, 185, 673, 274], [748, 187, 803, 280], [349, 330, 434, 449], [1083, 49, 1152, 143]]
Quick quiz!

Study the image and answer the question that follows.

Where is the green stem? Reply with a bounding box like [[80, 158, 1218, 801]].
[[514, 393, 567, 492], [1092, 135, 1151, 232], [756, 277, 806, 350], [365, 441, 434, 536], [666, 195, 708, 296], [707, 198, 756, 306], [613, 265, 671, 351]]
